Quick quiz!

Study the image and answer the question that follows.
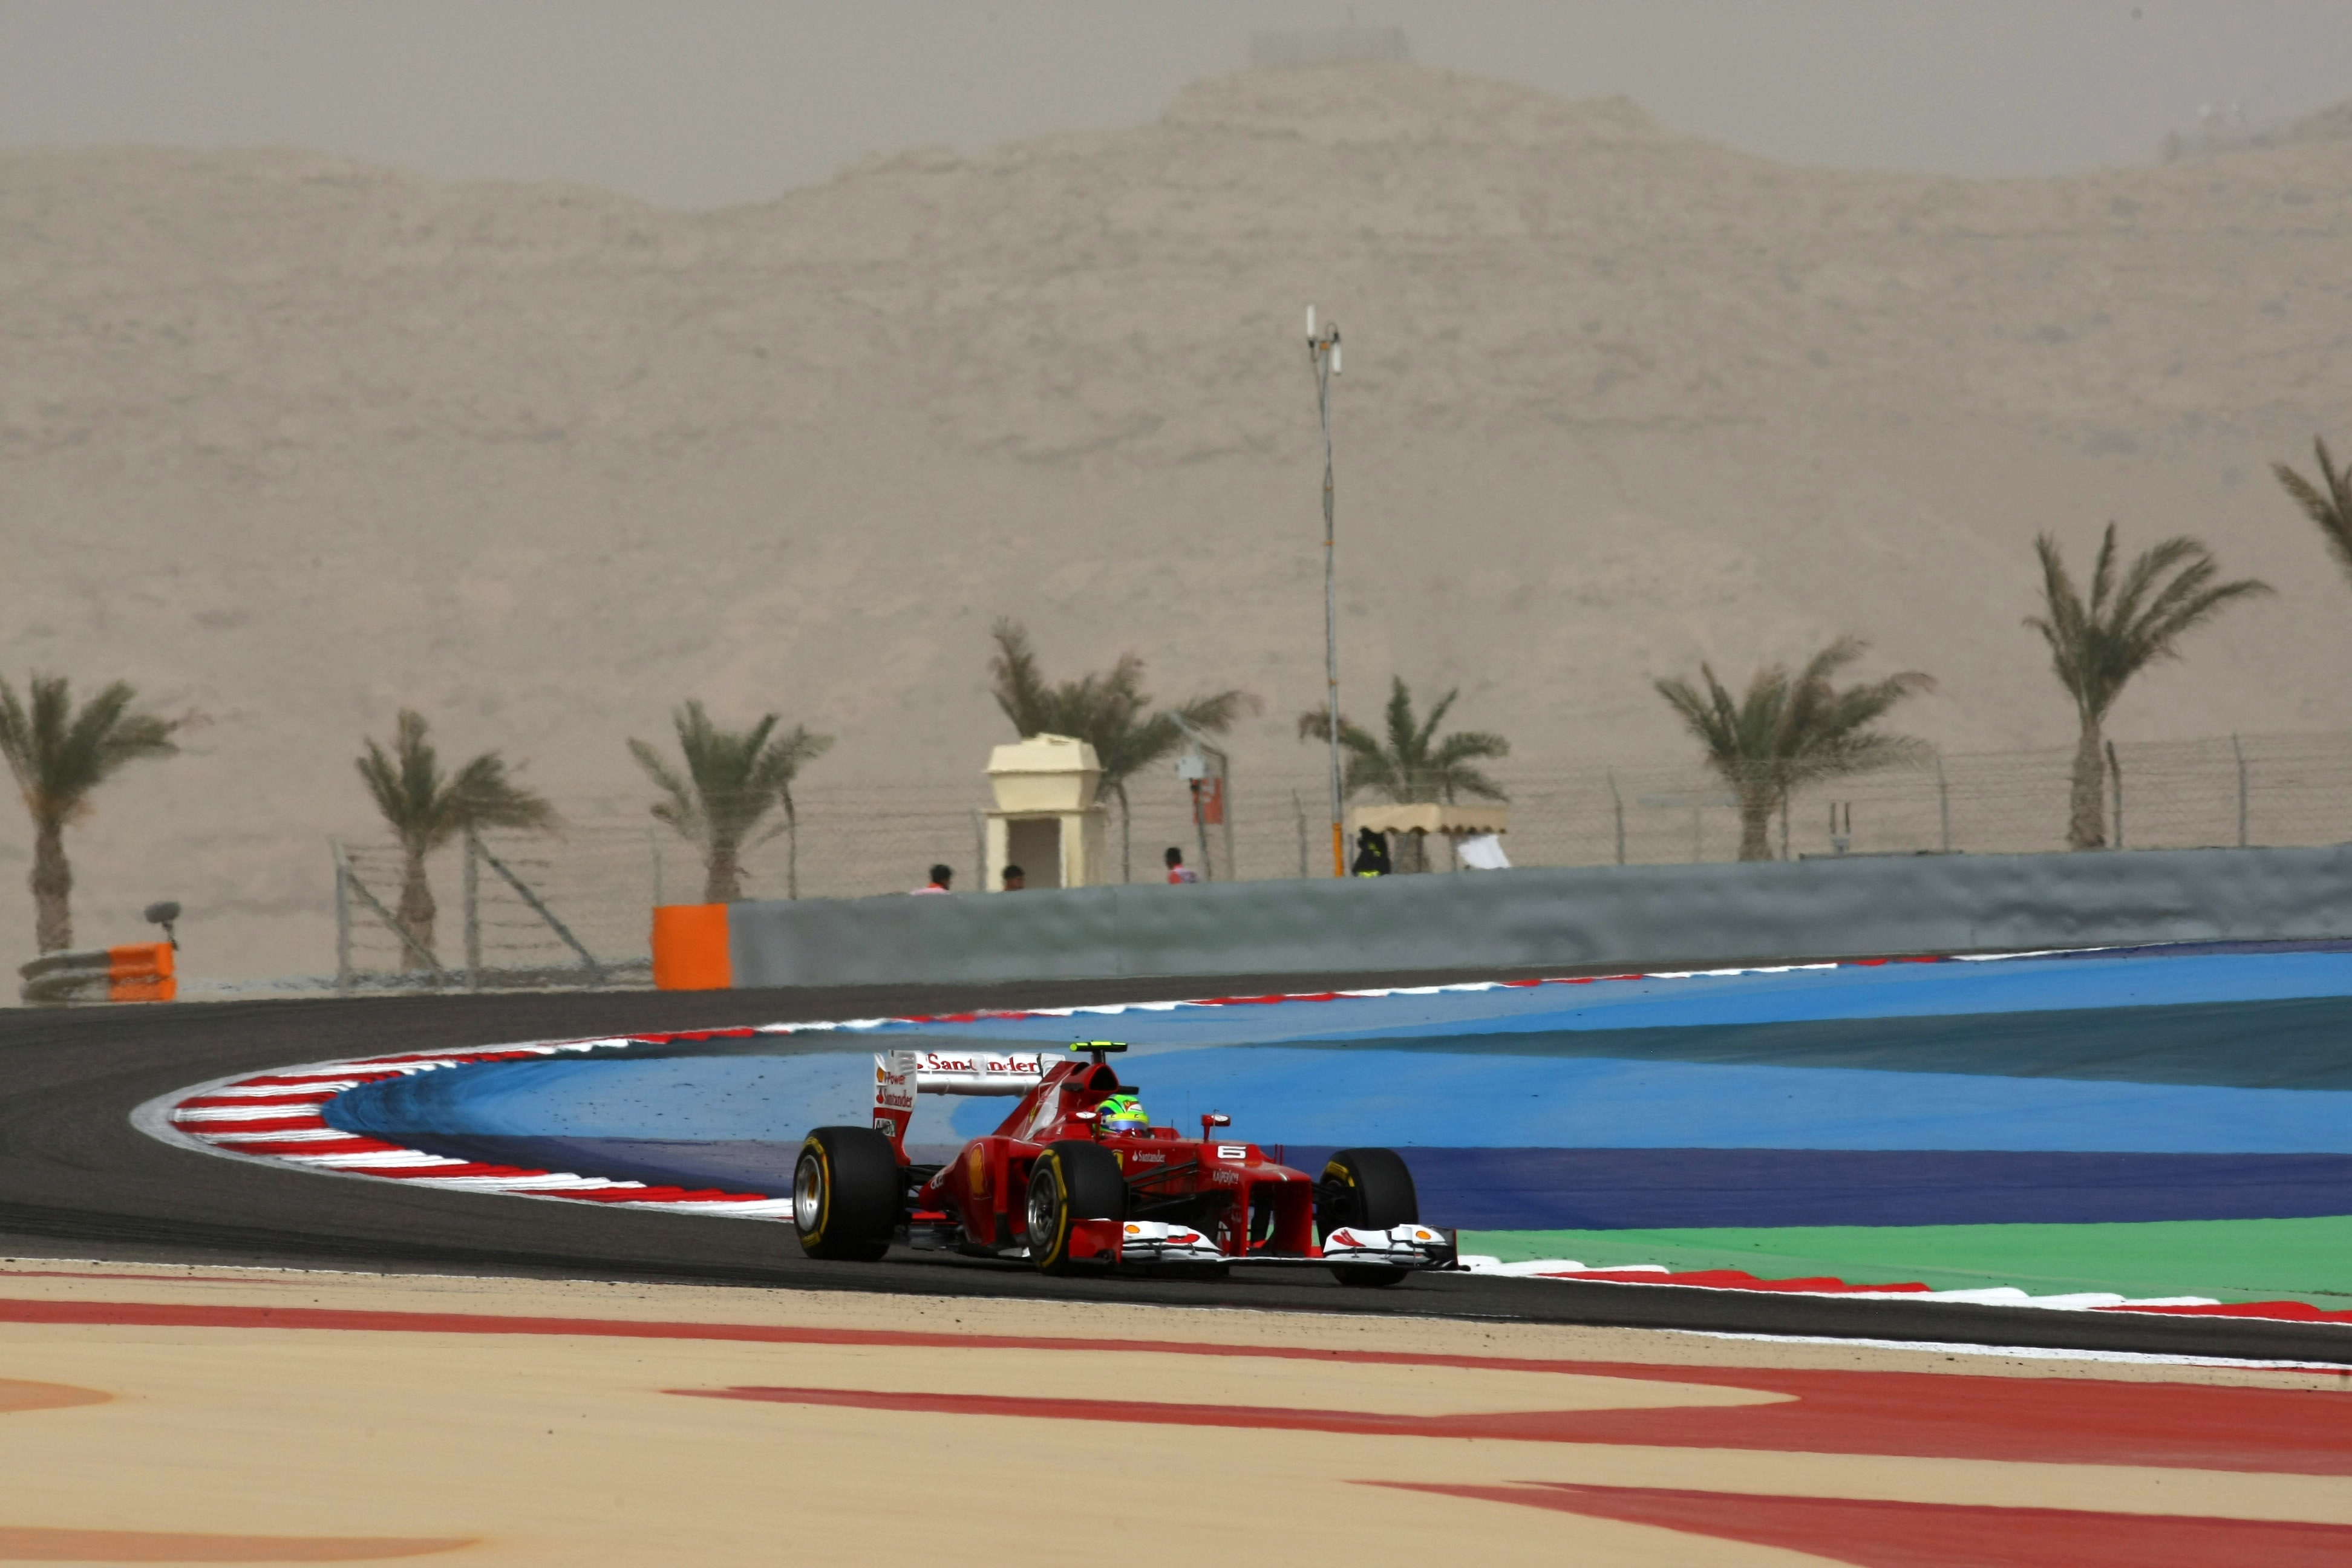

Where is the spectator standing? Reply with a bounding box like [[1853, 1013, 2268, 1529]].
[[1165, 846, 1200, 884], [1002, 864, 1027, 891], [1351, 827, 1393, 877], [912, 864, 954, 894]]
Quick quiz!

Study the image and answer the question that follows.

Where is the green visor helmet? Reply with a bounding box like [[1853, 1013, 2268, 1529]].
[[1096, 1093, 1150, 1134]]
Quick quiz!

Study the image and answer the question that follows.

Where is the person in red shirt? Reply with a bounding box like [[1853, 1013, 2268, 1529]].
[[1164, 846, 1200, 884], [911, 864, 953, 894]]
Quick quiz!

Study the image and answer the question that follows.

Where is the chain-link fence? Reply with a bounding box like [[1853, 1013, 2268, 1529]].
[[332, 730, 2352, 984], [1491, 731, 2352, 867], [333, 826, 660, 989]]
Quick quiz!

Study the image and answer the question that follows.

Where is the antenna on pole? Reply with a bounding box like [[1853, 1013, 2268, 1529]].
[[1306, 304, 1345, 877]]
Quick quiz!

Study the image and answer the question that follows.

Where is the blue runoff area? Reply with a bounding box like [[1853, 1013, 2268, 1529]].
[[323, 947, 2352, 1229], [847, 950, 2352, 1044], [332, 1039, 2352, 1154]]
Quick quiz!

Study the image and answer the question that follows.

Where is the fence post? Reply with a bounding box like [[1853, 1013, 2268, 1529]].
[[971, 808, 987, 892], [1935, 750, 1951, 854], [650, 826, 664, 907], [1191, 783, 1214, 882], [1222, 770, 1237, 884], [333, 841, 353, 993], [463, 831, 482, 991], [1293, 791, 1308, 878], [785, 797, 800, 901], [2106, 740, 2123, 849], [1607, 771, 1625, 865], [2232, 733, 2249, 848]]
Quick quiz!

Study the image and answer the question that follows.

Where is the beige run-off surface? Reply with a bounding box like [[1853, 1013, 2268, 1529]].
[[0, 1261, 2345, 1563]]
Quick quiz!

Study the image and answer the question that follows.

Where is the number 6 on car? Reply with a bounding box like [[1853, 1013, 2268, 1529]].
[[791, 1041, 1460, 1283]]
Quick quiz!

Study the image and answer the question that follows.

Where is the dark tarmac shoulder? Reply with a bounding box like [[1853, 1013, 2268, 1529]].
[[1, 977, 2347, 1364]]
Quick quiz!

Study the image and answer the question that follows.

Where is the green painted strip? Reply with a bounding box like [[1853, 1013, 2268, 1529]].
[[1460, 1215, 2352, 1305]]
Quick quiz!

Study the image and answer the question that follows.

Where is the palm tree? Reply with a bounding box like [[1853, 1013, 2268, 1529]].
[[988, 620, 1256, 881], [357, 710, 555, 966], [2027, 524, 2271, 850], [0, 675, 178, 953], [1655, 638, 1933, 862], [2273, 437, 2352, 589], [630, 701, 832, 903], [1298, 676, 1509, 871]]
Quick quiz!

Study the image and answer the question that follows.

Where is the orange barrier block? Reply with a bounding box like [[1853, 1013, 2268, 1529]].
[[105, 942, 175, 1004], [652, 905, 731, 991]]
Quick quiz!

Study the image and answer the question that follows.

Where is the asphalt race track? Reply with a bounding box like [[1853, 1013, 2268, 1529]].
[[15, 975, 2352, 1364]]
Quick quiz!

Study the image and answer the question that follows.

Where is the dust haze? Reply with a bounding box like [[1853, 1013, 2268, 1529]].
[[5, 8, 2352, 976]]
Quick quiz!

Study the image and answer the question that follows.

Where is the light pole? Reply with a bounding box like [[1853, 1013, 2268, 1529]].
[[1307, 305, 1344, 877]]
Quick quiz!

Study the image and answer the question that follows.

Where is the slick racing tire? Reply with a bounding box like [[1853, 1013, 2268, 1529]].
[[1316, 1146, 1420, 1289], [1025, 1140, 1126, 1274], [793, 1126, 901, 1261]]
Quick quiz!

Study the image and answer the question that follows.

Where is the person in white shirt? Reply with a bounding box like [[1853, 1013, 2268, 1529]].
[[911, 864, 953, 894], [1164, 847, 1200, 884]]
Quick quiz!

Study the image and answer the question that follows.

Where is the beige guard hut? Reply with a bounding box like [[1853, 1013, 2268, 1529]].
[[984, 734, 1109, 890]]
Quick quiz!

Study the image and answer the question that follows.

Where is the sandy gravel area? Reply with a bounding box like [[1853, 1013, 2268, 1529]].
[[0, 1261, 2344, 1564]]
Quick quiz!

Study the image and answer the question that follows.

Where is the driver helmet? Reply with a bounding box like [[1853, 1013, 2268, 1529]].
[[1096, 1093, 1150, 1134]]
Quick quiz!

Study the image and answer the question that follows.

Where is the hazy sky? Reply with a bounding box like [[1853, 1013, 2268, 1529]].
[[4, 1, 2350, 207]]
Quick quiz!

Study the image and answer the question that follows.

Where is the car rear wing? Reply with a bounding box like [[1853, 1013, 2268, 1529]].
[[872, 1048, 1047, 1152]]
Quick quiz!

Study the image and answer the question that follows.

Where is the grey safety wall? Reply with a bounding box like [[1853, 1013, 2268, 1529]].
[[723, 844, 2352, 989]]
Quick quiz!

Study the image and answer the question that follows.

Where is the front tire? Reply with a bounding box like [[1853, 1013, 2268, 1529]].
[[1025, 1140, 1126, 1273], [1317, 1147, 1419, 1288], [793, 1126, 900, 1261]]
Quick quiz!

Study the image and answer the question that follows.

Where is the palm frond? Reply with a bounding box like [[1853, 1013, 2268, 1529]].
[[2088, 523, 2121, 618], [2273, 436, 2352, 589], [628, 738, 699, 832], [1429, 730, 1510, 767], [1658, 640, 1932, 800], [994, 623, 1255, 802], [632, 703, 833, 862], [1302, 675, 1509, 804], [0, 679, 25, 797], [358, 708, 552, 854], [447, 753, 558, 835], [988, 619, 1052, 734], [1174, 688, 1259, 733], [2031, 526, 2269, 720], [0, 675, 179, 828]]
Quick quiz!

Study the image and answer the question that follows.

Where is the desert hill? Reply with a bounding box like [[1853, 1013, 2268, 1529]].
[[5, 60, 2352, 977]]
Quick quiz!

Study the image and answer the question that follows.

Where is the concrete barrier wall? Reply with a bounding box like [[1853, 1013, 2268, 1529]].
[[713, 844, 2352, 989]]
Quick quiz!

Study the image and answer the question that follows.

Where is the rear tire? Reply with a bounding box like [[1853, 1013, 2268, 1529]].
[[1025, 1140, 1126, 1273], [793, 1126, 900, 1261], [1317, 1147, 1419, 1288]]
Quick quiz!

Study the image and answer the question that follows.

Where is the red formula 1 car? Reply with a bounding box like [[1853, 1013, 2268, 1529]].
[[790, 1041, 1459, 1285]]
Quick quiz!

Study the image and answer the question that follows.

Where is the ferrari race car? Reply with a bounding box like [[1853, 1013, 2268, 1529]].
[[791, 1041, 1460, 1285]]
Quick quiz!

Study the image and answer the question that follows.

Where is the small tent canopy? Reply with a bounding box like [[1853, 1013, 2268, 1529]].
[[1348, 803, 1508, 837]]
